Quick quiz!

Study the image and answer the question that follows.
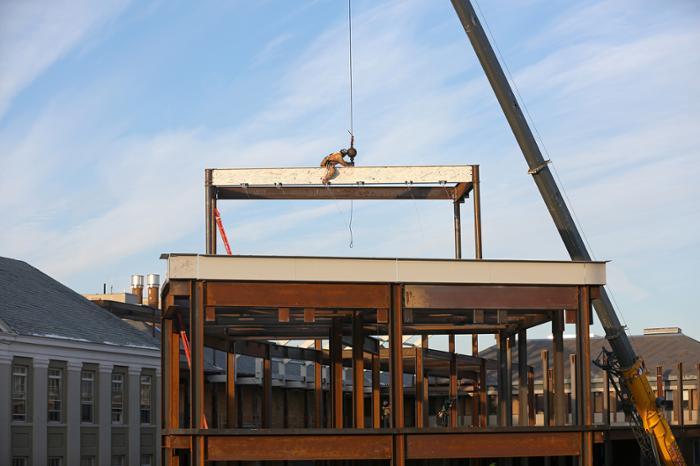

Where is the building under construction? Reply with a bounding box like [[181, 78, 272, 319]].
[[158, 1, 698, 464], [158, 166, 699, 465]]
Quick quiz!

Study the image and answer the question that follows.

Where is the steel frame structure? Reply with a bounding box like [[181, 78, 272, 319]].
[[160, 262, 601, 465], [159, 165, 609, 465]]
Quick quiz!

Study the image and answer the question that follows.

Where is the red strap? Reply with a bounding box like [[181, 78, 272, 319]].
[[214, 208, 233, 255]]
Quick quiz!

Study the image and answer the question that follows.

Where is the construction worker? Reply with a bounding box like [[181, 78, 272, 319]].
[[320, 146, 357, 184]]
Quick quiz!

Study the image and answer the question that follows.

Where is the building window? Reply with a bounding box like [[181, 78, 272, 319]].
[[140, 454, 153, 466], [111, 373, 124, 424], [48, 368, 63, 422], [81, 371, 95, 423], [111, 455, 125, 466], [12, 458, 28, 466], [48, 457, 62, 466], [12, 365, 28, 422], [140, 374, 152, 424], [80, 456, 95, 466]]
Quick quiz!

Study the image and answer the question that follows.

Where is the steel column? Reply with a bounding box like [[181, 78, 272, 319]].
[[190, 282, 205, 466], [421, 335, 430, 427], [552, 311, 566, 426], [262, 346, 272, 428], [353, 312, 365, 428], [226, 352, 236, 428], [497, 334, 507, 426], [330, 319, 344, 428], [676, 362, 684, 427], [696, 363, 700, 425], [570, 354, 578, 426], [390, 284, 405, 429], [162, 317, 180, 466], [576, 287, 593, 465], [454, 201, 462, 259], [372, 353, 381, 429], [449, 335, 458, 427], [205, 169, 216, 254], [506, 334, 514, 426], [518, 330, 528, 426], [415, 344, 425, 428], [479, 358, 488, 427], [541, 350, 550, 427], [314, 339, 323, 428]]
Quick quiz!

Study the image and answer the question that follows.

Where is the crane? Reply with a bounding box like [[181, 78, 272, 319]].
[[450, 1, 686, 464]]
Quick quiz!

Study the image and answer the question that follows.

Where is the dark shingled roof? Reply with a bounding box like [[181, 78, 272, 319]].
[[480, 333, 700, 381], [0, 256, 159, 349]]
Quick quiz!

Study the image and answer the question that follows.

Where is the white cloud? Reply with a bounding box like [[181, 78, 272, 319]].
[[0, 0, 130, 120]]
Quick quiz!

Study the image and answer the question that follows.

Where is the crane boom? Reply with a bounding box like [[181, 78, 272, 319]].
[[450, 1, 686, 464]]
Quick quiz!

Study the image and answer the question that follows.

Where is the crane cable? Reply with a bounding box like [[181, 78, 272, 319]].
[[346, 0, 355, 248]]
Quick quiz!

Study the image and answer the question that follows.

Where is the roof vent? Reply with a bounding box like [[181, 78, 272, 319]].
[[643, 327, 681, 336]]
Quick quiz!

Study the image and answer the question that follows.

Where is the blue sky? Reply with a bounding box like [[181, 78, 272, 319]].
[[1, 0, 698, 347]]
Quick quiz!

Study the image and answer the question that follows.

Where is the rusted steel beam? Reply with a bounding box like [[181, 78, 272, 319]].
[[449, 335, 458, 427], [205, 169, 216, 254], [528, 366, 536, 426], [162, 317, 180, 445], [541, 350, 550, 428], [353, 313, 365, 428], [330, 319, 344, 428], [390, 284, 405, 429], [191, 282, 205, 466], [404, 285, 579, 310], [207, 281, 391, 309], [518, 330, 528, 426], [552, 310, 566, 426], [472, 164, 483, 259], [676, 362, 684, 427], [578, 287, 593, 466], [342, 333, 380, 355], [497, 334, 507, 426], [226, 352, 236, 428], [206, 434, 393, 461], [656, 365, 664, 398], [421, 335, 430, 427], [479, 358, 487, 427], [415, 344, 425, 428], [314, 339, 323, 428], [454, 201, 462, 259], [216, 185, 463, 201], [570, 354, 578, 425], [393, 434, 406, 466], [372, 352, 381, 429], [262, 347, 272, 428], [406, 431, 581, 459], [696, 363, 700, 425], [603, 365, 610, 426]]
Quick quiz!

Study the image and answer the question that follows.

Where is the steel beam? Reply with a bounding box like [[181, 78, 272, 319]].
[[518, 330, 528, 426], [390, 285, 405, 429], [449, 335, 458, 427], [190, 282, 205, 466], [406, 431, 581, 459], [262, 346, 272, 428], [330, 319, 344, 428], [205, 169, 216, 254], [352, 313, 365, 428], [541, 350, 550, 427], [226, 352, 236, 428], [552, 311, 566, 426], [372, 353, 381, 429], [404, 285, 579, 310], [207, 434, 393, 461], [314, 339, 323, 428]]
